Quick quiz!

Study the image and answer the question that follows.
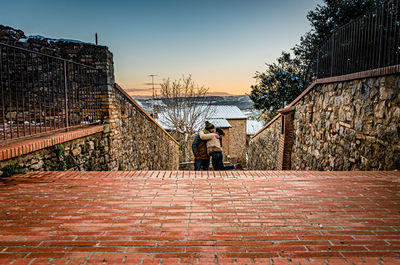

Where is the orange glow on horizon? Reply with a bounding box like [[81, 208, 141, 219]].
[[116, 79, 252, 97]]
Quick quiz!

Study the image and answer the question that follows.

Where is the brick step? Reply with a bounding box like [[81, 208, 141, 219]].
[[0, 170, 399, 264]]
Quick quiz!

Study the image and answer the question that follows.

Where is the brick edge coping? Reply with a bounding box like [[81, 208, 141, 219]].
[[0, 125, 104, 162], [251, 114, 281, 139], [252, 65, 400, 139], [16, 170, 400, 174], [114, 83, 179, 145]]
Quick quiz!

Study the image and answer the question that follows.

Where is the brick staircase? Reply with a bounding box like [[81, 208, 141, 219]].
[[0, 170, 399, 264]]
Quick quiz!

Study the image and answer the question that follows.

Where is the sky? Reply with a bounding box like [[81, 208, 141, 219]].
[[1, 0, 322, 96]]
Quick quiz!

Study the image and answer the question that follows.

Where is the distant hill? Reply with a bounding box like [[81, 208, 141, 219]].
[[205, 92, 243, 97], [129, 91, 243, 98], [134, 95, 262, 119]]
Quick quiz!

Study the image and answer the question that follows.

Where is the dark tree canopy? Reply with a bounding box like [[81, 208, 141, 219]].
[[307, 0, 385, 44], [250, 0, 385, 120], [249, 52, 304, 120]]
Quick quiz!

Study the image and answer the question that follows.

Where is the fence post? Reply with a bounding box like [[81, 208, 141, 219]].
[[316, 50, 320, 78], [378, 4, 385, 68], [63, 61, 69, 131], [330, 33, 335, 77], [96, 69, 100, 123], [0, 49, 4, 141]]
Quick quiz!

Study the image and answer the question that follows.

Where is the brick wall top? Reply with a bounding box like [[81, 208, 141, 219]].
[[0, 125, 104, 162], [252, 64, 400, 138], [288, 65, 400, 110], [251, 114, 281, 139], [114, 83, 179, 145]]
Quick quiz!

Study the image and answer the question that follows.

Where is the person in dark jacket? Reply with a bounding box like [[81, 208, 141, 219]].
[[213, 128, 235, 170], [192, 129, 211, 171]]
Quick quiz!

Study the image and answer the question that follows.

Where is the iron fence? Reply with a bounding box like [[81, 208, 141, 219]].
[[316, 0, 400, 78], [0, 42, 102, 143]]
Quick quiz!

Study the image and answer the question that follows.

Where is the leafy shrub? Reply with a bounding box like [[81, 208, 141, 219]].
[[1, 164, 26, 178]]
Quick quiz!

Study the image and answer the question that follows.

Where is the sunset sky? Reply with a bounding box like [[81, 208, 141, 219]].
[[2, 0, 322, 96]]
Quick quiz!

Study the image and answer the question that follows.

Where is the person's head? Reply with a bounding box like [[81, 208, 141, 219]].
[[209, 128, 216, 133], [216, 128, 224, 136], [205, 121, 215, 131]]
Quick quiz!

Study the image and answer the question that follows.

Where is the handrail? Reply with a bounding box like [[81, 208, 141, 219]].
[[0, 42, 102, 143], [114, 83, 179, 145], [315, 0, 400, 78], [251, 114, 281, 139]]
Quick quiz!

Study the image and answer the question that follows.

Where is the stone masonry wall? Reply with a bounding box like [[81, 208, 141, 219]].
[[0, 130, 110, 171], [292, 75, 400, 170], [110, 85, 179, 170], [221, 127, 230, 158], [247, 116, 281, 170], [228, 119, 247, 164], [278, 112, 295, 170]]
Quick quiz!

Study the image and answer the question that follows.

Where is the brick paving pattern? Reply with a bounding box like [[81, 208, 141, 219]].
[[0, 170, 399, 264]]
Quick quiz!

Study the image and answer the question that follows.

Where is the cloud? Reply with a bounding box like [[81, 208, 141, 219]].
[[124, 88, 152, 93], [206, 91, 241, 96]]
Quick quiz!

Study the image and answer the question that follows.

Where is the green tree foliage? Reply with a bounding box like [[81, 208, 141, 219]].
[[249, 52, 304, 120], [251, 0, 384, 119], [1, 164, 25, 178], [307, 0, 384, 43]]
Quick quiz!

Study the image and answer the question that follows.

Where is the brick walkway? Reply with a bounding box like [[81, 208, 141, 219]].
[[0, 171, 399, 265]]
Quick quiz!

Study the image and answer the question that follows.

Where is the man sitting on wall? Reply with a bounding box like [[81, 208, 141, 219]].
[[192, 126, 211, 171]]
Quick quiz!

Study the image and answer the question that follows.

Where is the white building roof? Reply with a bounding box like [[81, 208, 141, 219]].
[[208, 118, 231, 128], [247, 120, 265, 135], [155, 105, 246, 132], [207, 106, 246, 120]]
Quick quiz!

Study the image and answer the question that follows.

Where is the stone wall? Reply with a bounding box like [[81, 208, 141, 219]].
[[109, 85, 179, 170], [247, 116, 281, 170], [0, 129, 110, 172], [227, 119, 247, 164], [292, 75, 400, 170], [221, 127, 230, 157], [177, 135, 196, 170], [247, 69, 400, 171], [278, 111, 295, 170]]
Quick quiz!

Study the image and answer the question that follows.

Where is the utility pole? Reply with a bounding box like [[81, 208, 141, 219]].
[[148, 74, 158, 115], [95, 33, 98, 45]]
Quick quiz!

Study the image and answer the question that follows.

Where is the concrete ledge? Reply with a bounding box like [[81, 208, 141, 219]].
[[0, 125, 104, 162]]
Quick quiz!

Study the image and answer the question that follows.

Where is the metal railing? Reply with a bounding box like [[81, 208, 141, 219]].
[[0, 42, 102, 143], [316, 0, 400, 78]]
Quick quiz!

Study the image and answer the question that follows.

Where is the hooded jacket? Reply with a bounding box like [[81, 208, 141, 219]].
[[199, 130, 223, 155], [192, 133, 209, 159]]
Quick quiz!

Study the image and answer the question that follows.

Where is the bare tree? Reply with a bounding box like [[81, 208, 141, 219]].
[[158, 75, 213, 162]]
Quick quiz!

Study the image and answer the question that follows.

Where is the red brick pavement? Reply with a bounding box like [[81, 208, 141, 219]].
[[0, 170, 399, 264]]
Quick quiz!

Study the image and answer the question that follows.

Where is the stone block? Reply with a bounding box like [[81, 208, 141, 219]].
[[363, 102, 373, 116], [359, 81, 370, 100], [71, 147, 81, 157], [339, 122, 351, 128]]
